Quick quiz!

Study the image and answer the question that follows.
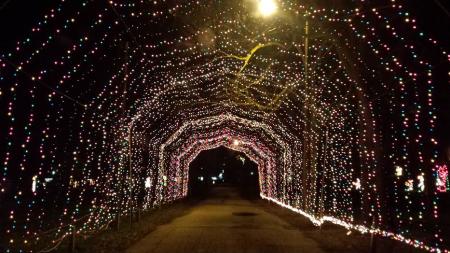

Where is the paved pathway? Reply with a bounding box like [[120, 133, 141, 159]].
[[127, 187, 324, 253]]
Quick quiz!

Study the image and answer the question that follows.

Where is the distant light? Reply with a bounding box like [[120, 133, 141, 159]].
[[352, 178, 361, 190], [32, 176, 37, 193], [88, 179, 95, 186], [417, 174, 425, 192], [145, 177, 151, 188], [239, 156, 246, 165], [198, 176, 204, 182], [211, 177, 218, 181], [346, 230, 352, 236], [233, 139, 240, 146], [405, 179, 414, 192], [258, 0, 278, 17], [395, 166, 403, 177]]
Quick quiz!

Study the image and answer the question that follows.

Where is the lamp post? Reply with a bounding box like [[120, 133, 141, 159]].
[[304, 14, 309, 79], [257, 0, 314, 211]]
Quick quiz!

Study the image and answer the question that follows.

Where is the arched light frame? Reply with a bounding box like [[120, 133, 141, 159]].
[[154, 113, 291, 203], [167, 129, 276, 200]]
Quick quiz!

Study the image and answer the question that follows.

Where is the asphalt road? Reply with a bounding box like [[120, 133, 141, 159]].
[[127, 186, 325, 253]]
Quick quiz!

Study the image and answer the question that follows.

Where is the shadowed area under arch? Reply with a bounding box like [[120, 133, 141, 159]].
[[188, 146, 260, 199]]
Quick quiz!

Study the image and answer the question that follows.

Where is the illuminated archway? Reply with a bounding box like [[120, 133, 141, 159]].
[[152, 114, 288, 205]]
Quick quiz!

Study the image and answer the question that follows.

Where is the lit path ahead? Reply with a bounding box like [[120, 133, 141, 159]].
[[126, 186, 325, 253]]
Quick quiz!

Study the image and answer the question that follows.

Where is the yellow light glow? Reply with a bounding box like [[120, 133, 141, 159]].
[[258, 0, 277, 17]]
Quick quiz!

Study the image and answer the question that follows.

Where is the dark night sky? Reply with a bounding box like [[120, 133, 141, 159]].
[[0, 1, 448, 46], [0, 0, 52, 48]]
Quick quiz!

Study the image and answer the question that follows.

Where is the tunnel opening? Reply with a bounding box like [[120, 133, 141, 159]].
[[187, 146, 260, 199]]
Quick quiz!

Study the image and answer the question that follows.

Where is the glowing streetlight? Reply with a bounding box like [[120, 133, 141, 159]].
[[258, 0, 277, 17]]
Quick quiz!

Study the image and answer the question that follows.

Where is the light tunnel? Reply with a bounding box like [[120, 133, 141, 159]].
[[0, 1, 448, 252], [156, 114, 288, 203]]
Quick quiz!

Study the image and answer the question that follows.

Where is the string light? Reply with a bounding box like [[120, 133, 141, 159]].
[[0, 1, 448, 252]]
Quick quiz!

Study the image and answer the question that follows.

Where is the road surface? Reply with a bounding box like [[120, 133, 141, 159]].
[[127, 186, 325, 253]]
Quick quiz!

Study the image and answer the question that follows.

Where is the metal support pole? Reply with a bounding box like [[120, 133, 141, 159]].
[[128, 121, 134, 228], [70, 226, 76, 253], [130, 208, 133, 227], [369, 216, 377, 253], [369, 233, 377, 253], [115, 41, 129, 233], [116, 213, 121, 231], [319, 128, 328, 217]]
